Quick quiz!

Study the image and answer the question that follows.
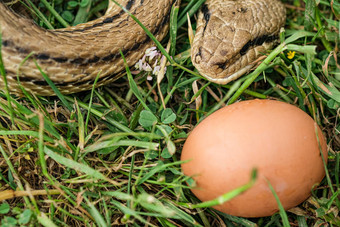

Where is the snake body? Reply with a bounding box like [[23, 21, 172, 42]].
[[0, 0, 286, 95]]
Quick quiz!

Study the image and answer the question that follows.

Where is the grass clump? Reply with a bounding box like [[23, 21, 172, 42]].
[[0, 0, 339, 226]]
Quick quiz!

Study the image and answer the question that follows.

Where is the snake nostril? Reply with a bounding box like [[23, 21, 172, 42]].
[[194, 47, 203, 64], [194, 54, 201, 64], [215, 61, 228, 70]]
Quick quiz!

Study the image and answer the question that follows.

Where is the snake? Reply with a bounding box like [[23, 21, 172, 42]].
[[0, 0, 286, 96]]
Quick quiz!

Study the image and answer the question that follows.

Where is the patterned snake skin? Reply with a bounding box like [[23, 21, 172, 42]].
[[0, 0, 285, 95]]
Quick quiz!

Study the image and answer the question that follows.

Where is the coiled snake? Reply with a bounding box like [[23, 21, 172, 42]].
[[0, 0, 286, 96]]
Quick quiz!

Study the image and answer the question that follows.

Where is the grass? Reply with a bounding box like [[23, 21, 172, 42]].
[[0, 0, 339, 226]]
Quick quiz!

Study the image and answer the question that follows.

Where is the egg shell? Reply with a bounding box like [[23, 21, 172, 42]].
[[181, 99, 327, 217]]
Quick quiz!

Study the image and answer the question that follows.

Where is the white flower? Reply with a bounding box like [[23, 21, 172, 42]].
[[153, 59, 158, 68], [145, 46, 157, 54], [143, 63, 152, 72], [134, 46, 165, 76], [152, 66, 160, 75], [135, 59, 143, 70], [145, 47, 160, 60]]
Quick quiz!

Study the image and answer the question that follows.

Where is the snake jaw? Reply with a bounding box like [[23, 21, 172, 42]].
[[191, 0, 286, 84], [199, 64, 255, 85]]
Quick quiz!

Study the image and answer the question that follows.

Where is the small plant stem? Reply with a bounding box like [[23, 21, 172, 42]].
[[39, 0, 70, 27], [0, 145, 32, 206], [315, 7, 333, 52], [228, 42, 287, 104], [25, 0, 54, 29]]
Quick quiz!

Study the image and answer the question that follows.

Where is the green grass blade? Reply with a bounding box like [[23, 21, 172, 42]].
[[39, 0, 70, 27], [84, 196, 108, 227], [120, 50, 157, 117], [37, 212, 58, 227], [177, 0, 206, 29], [44, 146, 120, 186], [34, 61, 72, 111], [266, 180, 290, 227], [189, 169, 257, 209]]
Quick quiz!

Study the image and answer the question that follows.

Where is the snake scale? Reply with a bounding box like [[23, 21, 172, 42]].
[[0, 0, 286, 96]]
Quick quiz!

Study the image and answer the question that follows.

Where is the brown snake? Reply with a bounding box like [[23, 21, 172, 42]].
[[0, 0, 286, 96]]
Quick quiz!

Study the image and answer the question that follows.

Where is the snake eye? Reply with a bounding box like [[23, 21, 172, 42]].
[[201, 4, 211, 23], [201, 4, 211, 33]]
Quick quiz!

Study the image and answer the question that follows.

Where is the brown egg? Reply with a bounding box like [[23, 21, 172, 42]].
[[181, 99, 328, 217]]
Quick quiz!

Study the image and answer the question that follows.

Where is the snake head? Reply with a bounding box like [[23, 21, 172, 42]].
[[191, 0, 286, 84]]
